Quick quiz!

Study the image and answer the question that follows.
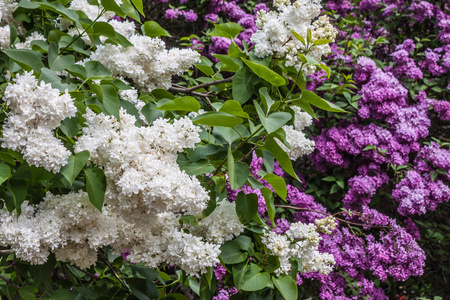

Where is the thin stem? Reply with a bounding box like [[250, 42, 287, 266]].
[[169, 77, 233, 95], [274, 205, 391, 228], [0, 274, 21, 290], [208, 124, 264, 184], [59, 9, 106, 55], [98, 251, 129, 290]]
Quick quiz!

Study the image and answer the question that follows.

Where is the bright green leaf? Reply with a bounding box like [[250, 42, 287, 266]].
[[242, 58, 285, 86], [0, 164, 11, 185], [142, 21, 171, 38], [60, 150, 90, 185], [272, 275, 298, 300], [156, 96, 200, 112]]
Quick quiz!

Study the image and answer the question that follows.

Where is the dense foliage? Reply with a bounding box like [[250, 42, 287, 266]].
[[0, 0, 448, 299]]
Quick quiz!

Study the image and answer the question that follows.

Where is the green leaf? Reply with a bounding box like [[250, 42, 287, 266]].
[[9, 24, 17, 45], [262, 173, 287, 201], [272, 275, 298, 300], [209, 22, 243, 39], [220, 240, 247, 264], [232, 67, 259, 104], [219, 100, 249, 118], [85, 60, 113, 81], [255, 101, 291, 134], [3, 49, 44, 74], [259, 87, 274, 112], [0, 164, 11, 185], [186, 276, 200, 296], [53, 289, 74, 300], [60, 151, 90, 185], [262, 136, 299, 181], [130, 0, 144, 16], [18, 286, 38, 300], [228, 150, 249, 190], [233, 262, 248, 290], [242, 58, 285, 86], [266, 256, 280, 274], [261, 187, 275, 226], [101, 0, 125, 17], [297, 90, 347, 113], [290, 29, 305, 45], [92, 22, 133, 47], [318, 63, 331, 78], [213, 54, 240, 72], [126, 278, 159, 300], [7, 179, 27, 215], [241, 264, 270, 292], [313, 39, 331, 46], [142, 21, 171, 38], [28, 253, 56, 286], [179, 161, 215, 176], [91, 84, 120, 120], [156, 96, 200, 112], [236, 192, 258, 224], [234, 235, 253, 253], [193, 112, 243, 127], [65, 63, 87, 80], [60, 116, 80, 138], [84, 167, 106, 212], [292, 98, 317, 119], [48, 42, 75, 72]]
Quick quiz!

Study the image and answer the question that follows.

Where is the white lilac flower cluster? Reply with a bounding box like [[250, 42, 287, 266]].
[[73, 109, 220, 275], [0, 0, 18, 49], [251, 0, 337, 73], [278, 106, 315, 160], [2, 72, 77, 172], [190, 200, 244, 244], [262, 218, 336, 276], [0, 108, 225, 275], [89, 34, 201, 91]]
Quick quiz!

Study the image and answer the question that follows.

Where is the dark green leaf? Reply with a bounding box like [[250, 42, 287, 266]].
[[262, 136, 299, 180], [232, 67, 259, 104], [241, 264, 270, 291], [7, 179, 27, 215], [125, 278, 159, 300], [18, 286, 38, 300], [220, 240, 247, 264], [236, 192, 258, 224], [84, 167, 106, 212], [3, 49, 44, 74], [233, 262, 248, 290], [261, 187, 275, 226]]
